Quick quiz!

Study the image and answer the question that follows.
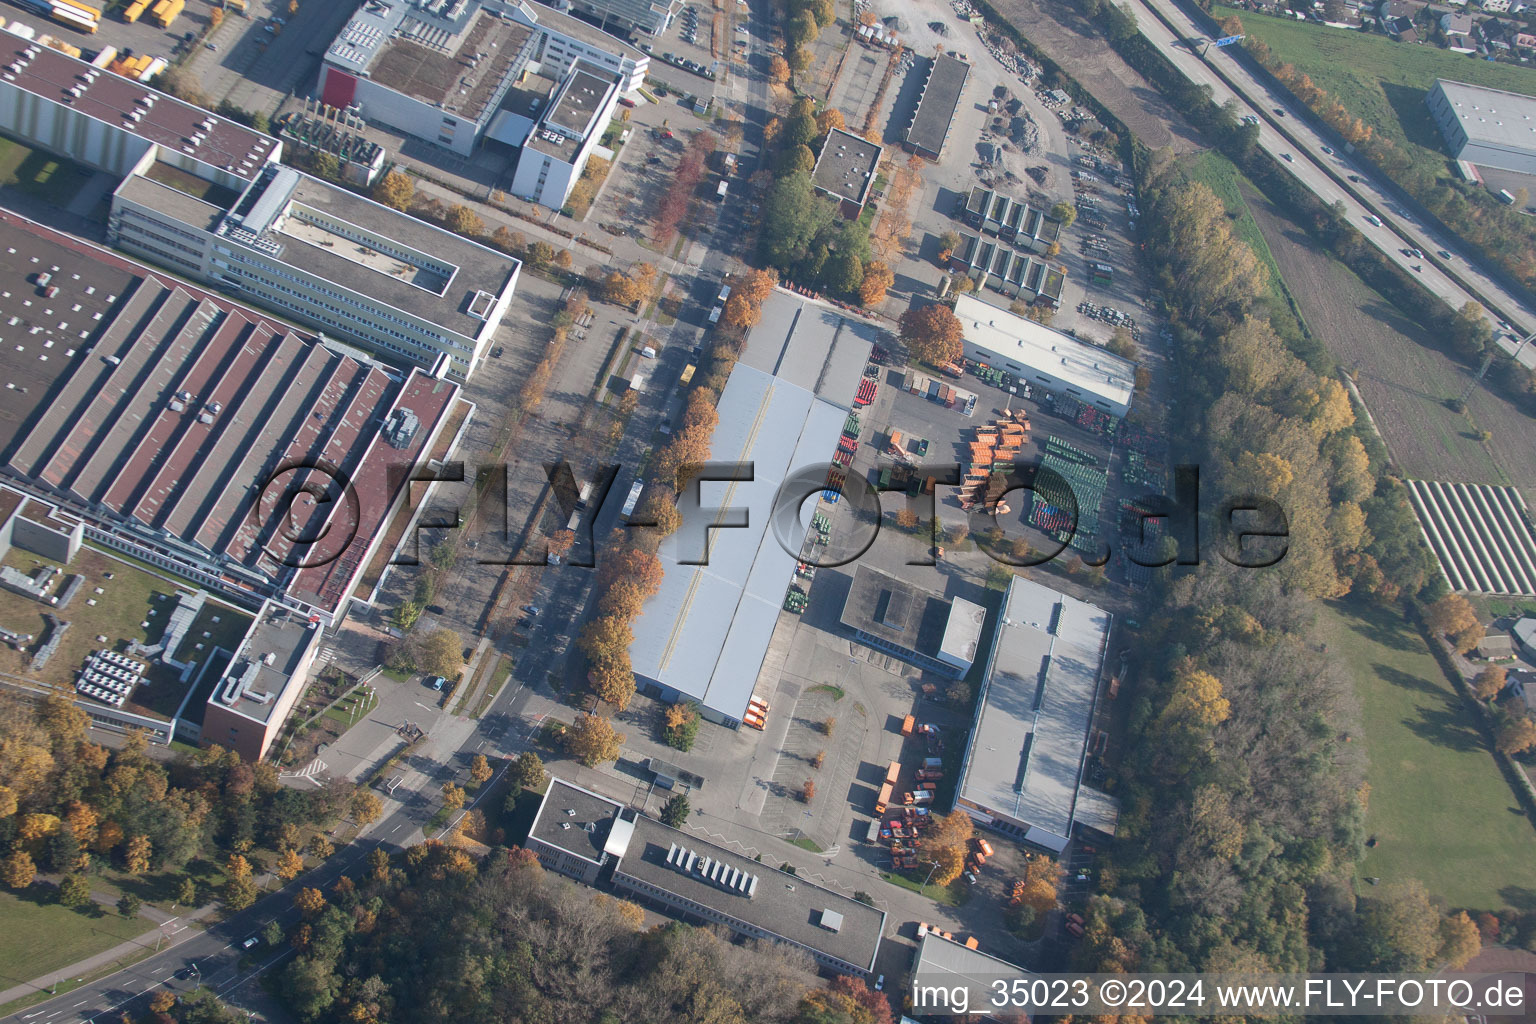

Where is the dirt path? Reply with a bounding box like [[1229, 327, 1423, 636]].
[[1245, 186, 1536, 502]]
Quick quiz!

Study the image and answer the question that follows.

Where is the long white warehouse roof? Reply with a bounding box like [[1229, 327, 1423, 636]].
[[953, 294, 1135, 412]]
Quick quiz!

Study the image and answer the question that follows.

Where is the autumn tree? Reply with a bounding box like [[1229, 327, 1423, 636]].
[[470, 754, 494, 785], [125, 834, 152, 874], [815, 108, 845, 138], [578, 614, 634, 664], [276, 848, 305, 882], [588, 652, 636, 710], [1050, 201, 1077, 227], [226, 853, 252, 881], [149, 991, 176, 1015], [663, 702, 700, 751], [414, 628, 466, 678], [307, 835, 334, 860], [1424, 594, 1484, 653], [1474, 664, 1508, 700], [441, 782, 466, 810], [899, 303, 964, 366], [799, 778, 816, 802], [175, 877, 197, 906], [372, 171, 414, 211], [351, 789, 382, 825], [1497, 714, 1536, 755], [510, 751, 546, 795], [925, 811, 974, 885], [1439, 910, 1482, 968], [858, 261, 894, 306], [566, 713, 624, 767], [768, 54, 791, 84], [445, 205, 484, 237], [1, 850, 35, 889], [294, 886, 326, 918]]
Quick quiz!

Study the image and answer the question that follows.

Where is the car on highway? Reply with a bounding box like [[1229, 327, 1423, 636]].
[[1320, 145, 1334, 155], [241, 935, 260, 950], [1410, 248, 1424, 259], [1364, 214, 1382, 227], [1281, 153, 1293, 162], [1273, 107, 1286, 117], [1347, 174, 1363, 183], [1438, 250, 1453, 260]]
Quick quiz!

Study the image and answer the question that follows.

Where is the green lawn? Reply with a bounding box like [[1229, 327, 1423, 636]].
[[0, 889, 152, 988], [1323, 600, 1536, 909], [1221, 7, 1536, 181], [0, 135, 93, 207], [878, 870, 970, 907]]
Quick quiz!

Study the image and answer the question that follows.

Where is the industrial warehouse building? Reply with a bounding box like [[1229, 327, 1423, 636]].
[[319, 0, 644, 206], [0, 210, 467, 629], [529, 779, 887, 976], [911, 931, 1031, 1019], [109, 159, 521, 379], [953, 576, 1118, 852], [628, 292, 878, 726], [838, 565, 985, 679], [0, 25, 279, 187], [953, 294, 1135, 418], [903, 53, 970, 160], [1427, 79, 1536, 174]]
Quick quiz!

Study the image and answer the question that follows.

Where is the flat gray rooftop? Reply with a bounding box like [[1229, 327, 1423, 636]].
[[811, 128, 881, 206], [615, 814, 885, 971], [956, 575, 1111, 850], [526, 0, 650, 60], [242, 172, 520, 339], [369, 9, 535, 123], [529, 778, 624, 862], [906, 54, 970, 156], [738, 290, 877, 400], [912, 931, 1029, 991], [207, 605, 318, 725], [115, 174, 228, 233], [839, 564, 953, 660], [629, 364, 847, 720]]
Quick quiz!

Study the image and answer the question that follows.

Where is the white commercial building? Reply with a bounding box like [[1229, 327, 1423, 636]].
[[953, 294, 1135, 417], [109, 160, 520, 379], [954, 575, 1118, 852], [1427, 79, 1536, 174], [506, 60, 621, 209], [318, 0, 644, 159]]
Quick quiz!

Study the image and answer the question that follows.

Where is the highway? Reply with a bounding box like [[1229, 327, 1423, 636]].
[[1127, 0, 1536, 367]]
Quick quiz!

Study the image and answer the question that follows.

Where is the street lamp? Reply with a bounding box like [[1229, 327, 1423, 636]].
[[921, 859, 941, 890]]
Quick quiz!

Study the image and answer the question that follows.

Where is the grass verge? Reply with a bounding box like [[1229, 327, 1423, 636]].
[[0, 890, 155, 991], [1323, 599, 1536, 909], [878, 870, 970, 907]]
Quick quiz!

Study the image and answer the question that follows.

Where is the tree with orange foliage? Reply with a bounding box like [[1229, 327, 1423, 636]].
[[294, 886, 326, 918], [768, 55, 791, 84], [815, 108, 846, 138], [858, 261, 894, 306]]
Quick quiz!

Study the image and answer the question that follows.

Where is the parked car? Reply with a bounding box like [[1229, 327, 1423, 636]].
[[241, 935, 260, 950], [428, 675, 446, 691]]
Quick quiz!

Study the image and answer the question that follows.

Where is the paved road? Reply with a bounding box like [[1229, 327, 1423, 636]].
[[1128, 0, 1536, 367]]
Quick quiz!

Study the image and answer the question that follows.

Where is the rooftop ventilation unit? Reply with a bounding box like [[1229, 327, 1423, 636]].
[[664, 842, 758, 897]]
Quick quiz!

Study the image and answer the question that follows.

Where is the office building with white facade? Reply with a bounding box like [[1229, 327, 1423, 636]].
[[506, 60, 620, 208], [109, 159, 520, 379], [318, 0, 645, 159]]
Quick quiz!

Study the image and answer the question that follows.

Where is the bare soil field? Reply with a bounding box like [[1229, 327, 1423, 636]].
[[981, 0, 1200, 153], [1245, 187, 1536, 502]]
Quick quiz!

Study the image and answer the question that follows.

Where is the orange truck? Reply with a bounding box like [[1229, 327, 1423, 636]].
[[901, 714, 915, 737], [875, 782, 893, 814], [885, 760, 901, 785]]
